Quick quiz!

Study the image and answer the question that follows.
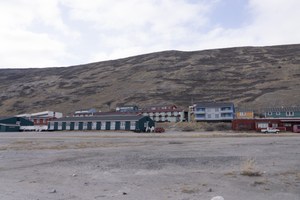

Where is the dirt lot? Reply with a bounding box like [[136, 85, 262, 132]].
[[0, 131, 300, 200]]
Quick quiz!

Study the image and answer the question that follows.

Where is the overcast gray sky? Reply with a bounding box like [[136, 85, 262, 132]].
[[1, 0, 300, 68]]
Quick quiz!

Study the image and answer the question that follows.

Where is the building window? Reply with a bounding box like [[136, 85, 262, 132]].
[[37, 119, 40, 123], [272, 123, 278, 128], [248, 123, 251, 128], [43, 119, 46, 123], [121, 122, 125, 126], [130, 122, 136, 126], [268, 112, 272, 115], [215, 114, 219, 118], [66, 122, 70, 126], [258, 123, 268, 128], [240, 112, 246, 116], [207, 108, 211, 112], [240, 123, 243, 127], [286, 112, 294, 116], [215, 108, 219, 112], [196, 114, 200, 118], [207, 114, 211, 118], [196, 108, 200, 112], [284, 123, 292, 127], [276, 112, 280, 115]]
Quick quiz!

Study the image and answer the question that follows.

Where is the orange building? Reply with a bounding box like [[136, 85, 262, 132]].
[[235, 108, 254, 118]]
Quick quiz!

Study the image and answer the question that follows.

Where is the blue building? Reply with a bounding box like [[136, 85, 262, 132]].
[[193, 102, 235, 122]]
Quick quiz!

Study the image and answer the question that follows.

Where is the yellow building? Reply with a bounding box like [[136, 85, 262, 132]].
[[235, 108, 254, 118]]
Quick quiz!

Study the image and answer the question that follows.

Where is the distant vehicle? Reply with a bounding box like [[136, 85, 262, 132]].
[[261, 127, 279, 134], [155, 127, 165, 133], [134, 128, 141, 133], [293, 125, 300, 133]]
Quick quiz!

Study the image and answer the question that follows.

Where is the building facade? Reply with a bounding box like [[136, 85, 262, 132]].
[[48, 114, 154, 131], [235, 108, 254, 118], [0, 116, 34, 132], [73, 109, 188, 122], [17, 111, 62, 127], [232, 118, 300, 132], [193, 102, 234, 121], [146, 105, 177, 111], [265, 107, 300, 118]]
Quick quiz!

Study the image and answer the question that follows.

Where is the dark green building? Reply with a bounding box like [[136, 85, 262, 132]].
[[0, 116, 34, 132], [48, 114, 155, 131]]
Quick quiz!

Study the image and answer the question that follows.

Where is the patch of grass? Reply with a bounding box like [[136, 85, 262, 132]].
[[240, 157, 261, 176], [202, 182, 207, 186], [181, 187, 199, 193], [254, 178, 268, 184], [283, 181, 292, 185], [224, 171, 235, 175]]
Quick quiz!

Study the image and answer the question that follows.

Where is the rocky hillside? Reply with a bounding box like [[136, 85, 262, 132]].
[[1, 44, 300, 117]]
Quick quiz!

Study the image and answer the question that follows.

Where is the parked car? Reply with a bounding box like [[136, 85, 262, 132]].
[[155, 127, 165, 133], [293, 125, 300, 133], [261, 127, 280, 134]]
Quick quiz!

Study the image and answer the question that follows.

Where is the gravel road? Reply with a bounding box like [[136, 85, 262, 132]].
[[0, 131, 300, 200]]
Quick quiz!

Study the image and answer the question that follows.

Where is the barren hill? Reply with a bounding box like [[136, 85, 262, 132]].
[[1, 44, 300, 117]]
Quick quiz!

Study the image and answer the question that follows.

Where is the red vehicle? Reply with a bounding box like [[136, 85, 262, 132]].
[[293, 125, 300, 133], [155, 127, 165, 133]]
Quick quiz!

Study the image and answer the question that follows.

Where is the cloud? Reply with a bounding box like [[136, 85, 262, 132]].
[[1, 0, 300, 68], [62, 0, 215, 62], [0, 0, 77, 68]]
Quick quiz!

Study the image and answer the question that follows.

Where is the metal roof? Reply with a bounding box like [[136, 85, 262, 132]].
[[264, 107, 300, 112], [75, 109, 93, 112], [147, 105, 175, 108], [50, 114, 147, 122], [195, 102, 234, 108], [118, 105, 137, 108], [236, 108, 253, 112]]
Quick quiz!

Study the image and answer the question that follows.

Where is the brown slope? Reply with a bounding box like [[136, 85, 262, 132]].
[[0, 44, 300, 117]]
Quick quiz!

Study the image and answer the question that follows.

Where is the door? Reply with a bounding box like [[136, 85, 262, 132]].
[[70, 122, 74, 130], [62, 122, 66, 130], [96, 122, 101, 130], [79, 122, 83, 130], [115, 121, 120, 130], [106, 122, 111, 130], [125, 121, 130, 130], [87, 122, 92, 130], [54, 122, 58, 130]]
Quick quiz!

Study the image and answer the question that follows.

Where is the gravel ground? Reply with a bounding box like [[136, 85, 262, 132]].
[[0, 131, 300, 200]]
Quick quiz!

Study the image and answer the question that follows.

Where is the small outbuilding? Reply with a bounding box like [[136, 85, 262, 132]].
[[48, 114, 154, 131], [0, 116, 34, 132]]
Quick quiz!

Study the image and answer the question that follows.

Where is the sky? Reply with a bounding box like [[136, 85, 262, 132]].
[[1, 0, 300, 68]]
